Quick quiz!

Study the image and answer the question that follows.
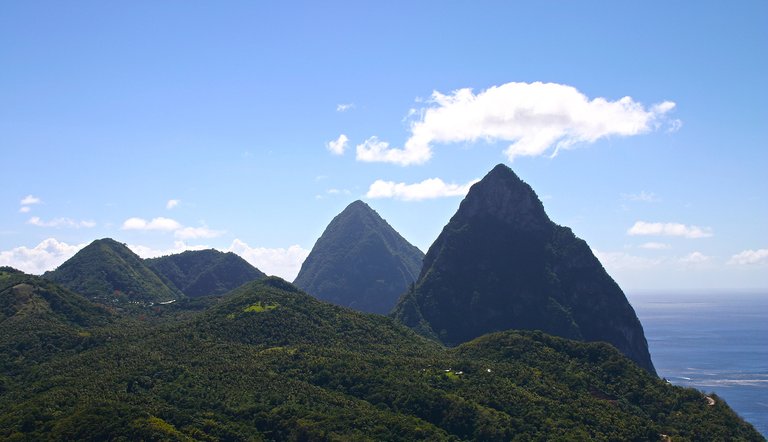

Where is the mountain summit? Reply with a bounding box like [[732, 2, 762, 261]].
[[393, 164, 656, 373], [146, 249, 266, 298], [44, 238, 180, 304], [294, 200, 424, 314]]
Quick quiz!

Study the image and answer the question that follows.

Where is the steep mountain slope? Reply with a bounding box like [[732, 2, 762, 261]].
[[44, 238, 181, 304], [294, 200, 424, 314], [146, 249, 266, 297], [0, 277, 760, 440], [393, 164, 656, 373]]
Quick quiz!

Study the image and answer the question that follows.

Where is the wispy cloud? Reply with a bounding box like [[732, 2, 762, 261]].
[[0, 238, 86, 274], [728, 248, 768, 265], [354, 81, 676, 166], [122, 217, 181, 231], [28, 217, 96, 229], [20, 195, 42, 205], [122, 216, 224, 240], [627, 221, 712, 238], [366, 177, 479, 201], [679, 251, 710, 265], [227, 239, 309, 281], [621, 191, 660, 203], [166, 199, 180, 209], [592, 250, 662, 270], [336, 103, 355, 112], [174, 226, 225, 240], [326, 134, 349, 155], [639, 242, 671, 250]]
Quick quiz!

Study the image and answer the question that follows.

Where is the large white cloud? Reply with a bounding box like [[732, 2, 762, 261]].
[[355, 82, 676, 165], [627, 221, 712, 238], [366, 177, 479, 201], [728, 248, 768, 265], [227, 239, 309, 281], [0, 238, 86, 274]]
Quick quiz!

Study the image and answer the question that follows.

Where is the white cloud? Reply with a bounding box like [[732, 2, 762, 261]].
[[679, 251, 710, 264], [639, 242, 672, 250], [728, 248, 768, 265], [621, 191, 660, 202], [592, 249, 661, 271], [19, 206, 31, 213], [20, 195, 41, 205], [326, 134, 349, 155], [174, 226, 225, 240], [627, 221, 712, 238], [121, 217, 182, 231], [336, 103, 355, 112], [28, 217, 96, 229], [355, 81, 676, 165], [166, 199, 180, 209], [128, 241, 210, 259], [366, 177, 480, 201], [0, 238, 86, 274], [227, 239, 310, 281]]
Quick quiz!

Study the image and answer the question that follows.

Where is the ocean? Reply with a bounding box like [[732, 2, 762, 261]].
[[630, 291, 768, 438]]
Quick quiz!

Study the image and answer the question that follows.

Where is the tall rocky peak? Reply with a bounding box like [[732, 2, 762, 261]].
[[44, 238, 181, 304], [294, 200, 424, 314], [393, 164, 656, 374], [146, 249, 266, 298]]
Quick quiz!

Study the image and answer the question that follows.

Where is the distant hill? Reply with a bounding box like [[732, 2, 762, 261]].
[[0, 277, 760, 440], [44, 238, 181, 304], [146, 249, 266, 298], [294, 200, 424, 314], [393, 164, 656, 374], [0, 268, 111, 369]]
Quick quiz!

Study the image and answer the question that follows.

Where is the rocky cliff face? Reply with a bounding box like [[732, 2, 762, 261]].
[[294, 200, 424, 314], [392, 164, 656, 374]]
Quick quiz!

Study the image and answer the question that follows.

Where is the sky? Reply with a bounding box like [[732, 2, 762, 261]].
[[1, 1, 766, 291]]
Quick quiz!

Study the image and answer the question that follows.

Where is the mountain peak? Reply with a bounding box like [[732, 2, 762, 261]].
[[457, 163, 550, 230], [393, 164, 656, 373], [294, 201, 424, 314], [44, 238, 181, 303]]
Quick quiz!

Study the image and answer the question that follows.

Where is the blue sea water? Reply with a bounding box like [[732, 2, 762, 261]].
[[629, 291, 768, 438]]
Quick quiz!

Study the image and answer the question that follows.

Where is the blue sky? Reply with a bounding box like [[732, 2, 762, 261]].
[[2, 1, 766, 290]]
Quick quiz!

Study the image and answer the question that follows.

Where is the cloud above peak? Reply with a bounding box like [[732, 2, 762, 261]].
[[355, 81, 676, 165], [366, 177, 479, 201]]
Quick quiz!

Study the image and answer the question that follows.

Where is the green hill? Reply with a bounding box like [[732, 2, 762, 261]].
[[294, 200, 424, 314], [44, 238, 181, 304], [0, 277, 761, 440], [0, 268, 112, 372], [146, 249, 266, 298], [393, 164, 656, 374]]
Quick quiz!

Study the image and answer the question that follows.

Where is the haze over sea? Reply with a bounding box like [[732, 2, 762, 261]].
[[631, 291, 768, 437]]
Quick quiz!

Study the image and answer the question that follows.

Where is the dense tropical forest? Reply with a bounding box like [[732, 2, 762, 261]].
[[0, 268, 762, 441]]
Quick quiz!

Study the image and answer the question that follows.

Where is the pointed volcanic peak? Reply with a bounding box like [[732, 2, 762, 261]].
[[393, 164, 656, 374], [294, 200, 424, 314], [44, 238, 181, 304], [145, 249, 267, 298]]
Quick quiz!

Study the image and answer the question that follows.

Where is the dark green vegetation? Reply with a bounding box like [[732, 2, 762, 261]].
[[294, 200, 424, 314], [44, 238, 181, 304], [393, 164, 656, 374], [1, 273, 761, 441], [146, 249, 266, 298]]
